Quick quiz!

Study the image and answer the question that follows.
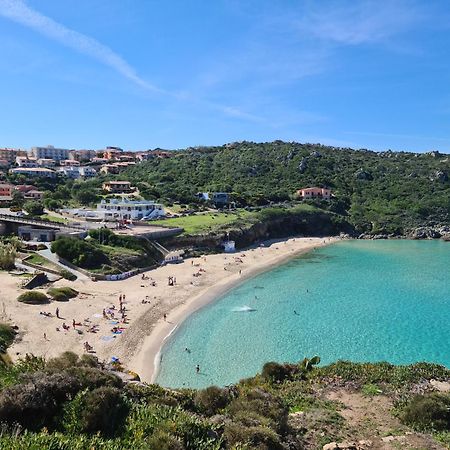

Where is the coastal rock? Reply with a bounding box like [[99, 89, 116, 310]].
[[310, 151, 322, 158], [408, 227, 442, 239]]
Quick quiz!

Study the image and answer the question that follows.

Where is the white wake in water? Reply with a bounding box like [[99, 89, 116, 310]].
[[232, 305, 257, 312]]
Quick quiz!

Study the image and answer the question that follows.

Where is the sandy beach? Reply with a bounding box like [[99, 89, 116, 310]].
[[1, 236, 336, 382]]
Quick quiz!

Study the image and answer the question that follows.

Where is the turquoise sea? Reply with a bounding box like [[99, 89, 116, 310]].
[[156, 240, 450, 388]]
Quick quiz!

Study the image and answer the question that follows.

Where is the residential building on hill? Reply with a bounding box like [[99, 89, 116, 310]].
[[0, 148, 27, 163], [102, 181, 134, 193], [68, 149, 98, 161], [16, 156, 37, 167], [10, 167, 57, 178], [0, 183, 14, 201], [96, 198, 165, 220], [30, 145, 71, 161], [37, 158, 56, 168], [297, 187, 332, 200]]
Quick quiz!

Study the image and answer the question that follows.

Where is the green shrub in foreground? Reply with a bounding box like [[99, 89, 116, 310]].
[[17, 291, 49, 304], [401, 393, 450, 432], [194, 386, 232, 416], [63, 387, 129, 436]]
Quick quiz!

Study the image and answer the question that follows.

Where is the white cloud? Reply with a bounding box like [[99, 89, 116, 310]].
[[0, 0, 267, 123], [0, 0, 163, 93], [295, 0, 423, 45]]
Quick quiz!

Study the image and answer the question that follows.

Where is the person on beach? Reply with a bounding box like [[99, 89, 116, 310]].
[[72, 319, 76, 329], [43, 333, 48, 340], [56, 307, 60, 319], [163, 313, 167, 321]]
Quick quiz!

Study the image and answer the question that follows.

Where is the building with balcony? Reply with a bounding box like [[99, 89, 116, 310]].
[[297, 187, 332, 201], [102, 181, 134, 193], [96, 199, 165, 221], [30, 145, 71, 161]]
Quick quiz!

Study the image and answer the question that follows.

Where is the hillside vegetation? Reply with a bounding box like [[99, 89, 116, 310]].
[[0, 346, 448, 450], [125, 142, 450, 235]]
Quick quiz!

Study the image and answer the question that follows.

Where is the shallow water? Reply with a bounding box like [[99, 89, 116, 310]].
[[156, 240, 450, 388]]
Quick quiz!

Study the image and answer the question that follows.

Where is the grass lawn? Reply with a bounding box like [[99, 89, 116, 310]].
[[98, 244, 141, 257], [154, 210, 255, 235], [24, 253, 61, 271], [40, 214, 68, 224]]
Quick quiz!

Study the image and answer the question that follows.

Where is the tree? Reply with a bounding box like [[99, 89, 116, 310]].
[[23, 201, 44, 217], [74, 189, 99, 206]]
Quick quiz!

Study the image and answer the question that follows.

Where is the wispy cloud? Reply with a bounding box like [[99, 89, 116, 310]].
[[0, 0, 269, 123], [0, 0, 163, 93], [294, 0, 424, 46]]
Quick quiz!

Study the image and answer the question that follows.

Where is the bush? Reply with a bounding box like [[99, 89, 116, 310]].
[[261, 362, 291, 383], [0, 371, 83, 430], [223, 423, 284, 450], [47, 287, 78, 302], [60, 269, 77, 281], [23, 201, 44, 217], [64, 387, 129, 436], [0, 323, 15, 353], [228, 389, 288, 434], [194, 386, 232, 415], [51, 237, 107, 269], [401, 393, 450, 432], [145, 430, 184, 450], [0, 242, 16, 270], [17, 291, 49, 304]]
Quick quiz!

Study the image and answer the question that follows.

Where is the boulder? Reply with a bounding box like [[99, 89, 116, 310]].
[[430, 170, 448, 182], [298, 158, 308, 173]]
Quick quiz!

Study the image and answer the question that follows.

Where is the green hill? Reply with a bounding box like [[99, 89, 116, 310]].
[[125, 142, 450, 235]]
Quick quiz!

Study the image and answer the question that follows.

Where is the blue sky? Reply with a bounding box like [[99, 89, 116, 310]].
[[0, 0, 449, 152]]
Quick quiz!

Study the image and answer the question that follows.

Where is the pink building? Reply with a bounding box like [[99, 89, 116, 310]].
[[297, 187, 332, 201]]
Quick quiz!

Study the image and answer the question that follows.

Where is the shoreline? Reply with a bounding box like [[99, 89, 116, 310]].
[[131, 236, 338, 383]]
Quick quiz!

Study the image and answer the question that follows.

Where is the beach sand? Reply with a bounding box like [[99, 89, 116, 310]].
[[1, 236, 336, 381]]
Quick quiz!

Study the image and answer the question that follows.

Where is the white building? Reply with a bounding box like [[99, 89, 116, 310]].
[[30, 145, 71, 161], [16, 156, 37, 167], [10, 167, 57, 178], [96, 199, 165, 221], [58, 166, 97, 179]]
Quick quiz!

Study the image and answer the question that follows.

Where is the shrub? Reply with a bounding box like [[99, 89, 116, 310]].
[[45, 351, 80, 371], [401, 393, 450, 432], [51, 237, 107, 269], [194, 386, 232, 415], [0, 371, 82, 430], [23, 201, 44, 217], [261, 362, 291, 383], [223, 423, 284, 450], [60, 269, 77, 281], [146, 430, 185, 450], [228, 389, 288, 434], [17, 291, 49, 304], [0, 242, 16, 270], [64, 387, 129, 436], [47, 287, 78, 302], [0, 324, 15, 353]]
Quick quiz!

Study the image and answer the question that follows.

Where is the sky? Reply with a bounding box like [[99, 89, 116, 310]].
[[0, 0, 450, 153]]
